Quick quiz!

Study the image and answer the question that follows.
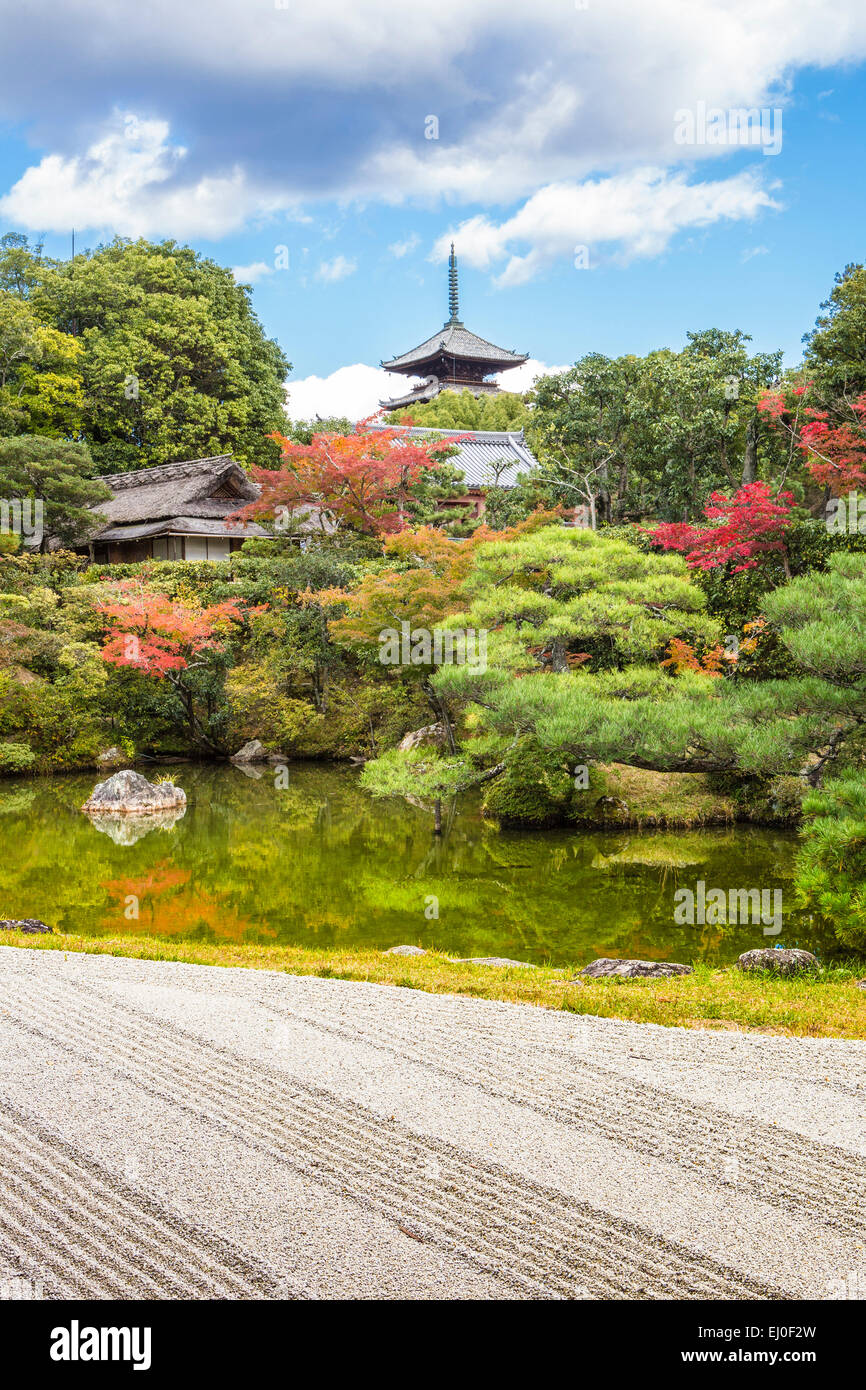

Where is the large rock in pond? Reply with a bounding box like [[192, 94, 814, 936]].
[[81, 769, 186, 816], [86, 806, 186, 845], [579, 957, 693, 979], [230, 739, 267, 764], [0, 918, 52, 934], [735, 948, 818, 976]]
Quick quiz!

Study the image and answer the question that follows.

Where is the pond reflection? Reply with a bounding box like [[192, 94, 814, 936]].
[[0, 763, 832, 965]]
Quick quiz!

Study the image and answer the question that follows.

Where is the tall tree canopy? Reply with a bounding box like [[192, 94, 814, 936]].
[[528, 333, 785, 523], [0, 233, 291, 473]]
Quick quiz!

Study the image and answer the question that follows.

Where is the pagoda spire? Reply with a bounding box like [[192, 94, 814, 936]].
[[448, 243, 460, 323]]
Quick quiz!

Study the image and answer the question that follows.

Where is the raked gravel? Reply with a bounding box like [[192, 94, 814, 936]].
[[0, 945, 864, 1301]]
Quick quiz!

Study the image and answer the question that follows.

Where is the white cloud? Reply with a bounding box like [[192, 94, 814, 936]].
[[388, 233, 420, 258], [0, 109, 303, 238], [432, 168, 780, 284], [493, 359, 571, 393], [232, 260, 273, 284], [316, 254, 357, 283], [285, 359, 570, 422], [3, 2, 866, 276], [741, 244, 770, 262], [285, 364, 397, 421]]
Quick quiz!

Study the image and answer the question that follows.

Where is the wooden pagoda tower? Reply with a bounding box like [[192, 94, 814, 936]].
[[379, 245, 528, 411]]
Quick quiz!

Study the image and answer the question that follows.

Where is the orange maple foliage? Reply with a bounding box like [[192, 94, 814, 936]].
[[231, 418, 469, 537]]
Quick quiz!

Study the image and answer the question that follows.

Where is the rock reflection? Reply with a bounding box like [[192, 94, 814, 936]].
[[84, 806, 187, 846]]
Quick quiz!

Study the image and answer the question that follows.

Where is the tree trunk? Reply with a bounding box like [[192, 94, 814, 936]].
[[433, 798, 442, 835], [741, 412, 758, 485]]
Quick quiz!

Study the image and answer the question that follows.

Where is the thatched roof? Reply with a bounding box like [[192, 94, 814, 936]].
[[94, 456, 258, 528], [92, 455, 334, 542]]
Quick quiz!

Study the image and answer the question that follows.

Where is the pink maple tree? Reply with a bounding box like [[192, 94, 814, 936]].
[[759, 386, 866, 495]]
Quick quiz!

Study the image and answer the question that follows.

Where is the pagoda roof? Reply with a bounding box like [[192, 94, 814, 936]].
[[381, 242, 528, 375], [381, 320, 528, 373]]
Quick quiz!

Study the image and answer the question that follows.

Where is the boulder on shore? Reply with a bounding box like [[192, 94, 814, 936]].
[[735, 948, 818, 976], [385, 945, 427, 957], [230, 740, 267, 764], [96, 747, 126, 769], [0, 918, 52, 934], [81, 770, 186, 816], [398, 723, 448, 753], [578, 957, 693, 979]]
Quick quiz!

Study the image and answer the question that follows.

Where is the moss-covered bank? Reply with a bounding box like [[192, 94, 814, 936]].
[[481, 747, 803, 830]]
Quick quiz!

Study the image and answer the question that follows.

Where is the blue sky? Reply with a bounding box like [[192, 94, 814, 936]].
[[0, 0, 864, 419]]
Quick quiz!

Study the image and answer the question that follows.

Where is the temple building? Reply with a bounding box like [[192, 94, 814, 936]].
[[379, 245, 529, 411], [84, 456, 331, 564]]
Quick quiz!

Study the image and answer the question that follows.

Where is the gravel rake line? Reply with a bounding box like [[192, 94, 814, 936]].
[[242, 976, 866, 1099], [1, 978, 786, 1301], [264, 1000, 866, 1238], [0, 1098, 292, 1301]]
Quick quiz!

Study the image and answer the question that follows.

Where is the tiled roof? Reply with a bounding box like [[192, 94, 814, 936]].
[[382, 321, 528, 371], [371, 426, 539, 489]]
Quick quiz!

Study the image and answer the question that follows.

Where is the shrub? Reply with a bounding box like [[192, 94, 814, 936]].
[[794, 772, 866, 952], [0, 741, 36, 774]]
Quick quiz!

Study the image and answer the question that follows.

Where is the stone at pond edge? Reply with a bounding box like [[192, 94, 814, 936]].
[[230, 740, 267, 764], [456, 956, 538, 968], [0, 919, 52, 934], [857, 980, 866, 991], [735, 948, 818, 976], [81, 769, 186, 815], [398, 723, 448, 753], [578, 957, 693, 979], [385, 945, 427, 956], [96, 747, 126, 769]]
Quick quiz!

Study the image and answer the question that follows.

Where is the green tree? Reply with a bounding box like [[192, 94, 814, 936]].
[[395, 389, 529, 432], [0, 234, 291, 471], [795, 772, 866, 950], [528, 335, 784, 524], [803, 263, 866, 398], [0, 437, 111, 551]]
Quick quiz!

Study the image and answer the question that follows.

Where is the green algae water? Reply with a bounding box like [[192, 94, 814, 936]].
[[0, 764, 829, 965]]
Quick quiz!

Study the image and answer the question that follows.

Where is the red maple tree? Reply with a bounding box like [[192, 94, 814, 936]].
[[231, 418, 466, 537], [97, 581, 260, 676], [759, 386, 866, 495], [96, 581, 264, 749], [643, 482, 794, 574]]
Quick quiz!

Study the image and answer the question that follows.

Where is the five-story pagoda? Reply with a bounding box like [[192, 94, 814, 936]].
[[379, 245, 528, 411]]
